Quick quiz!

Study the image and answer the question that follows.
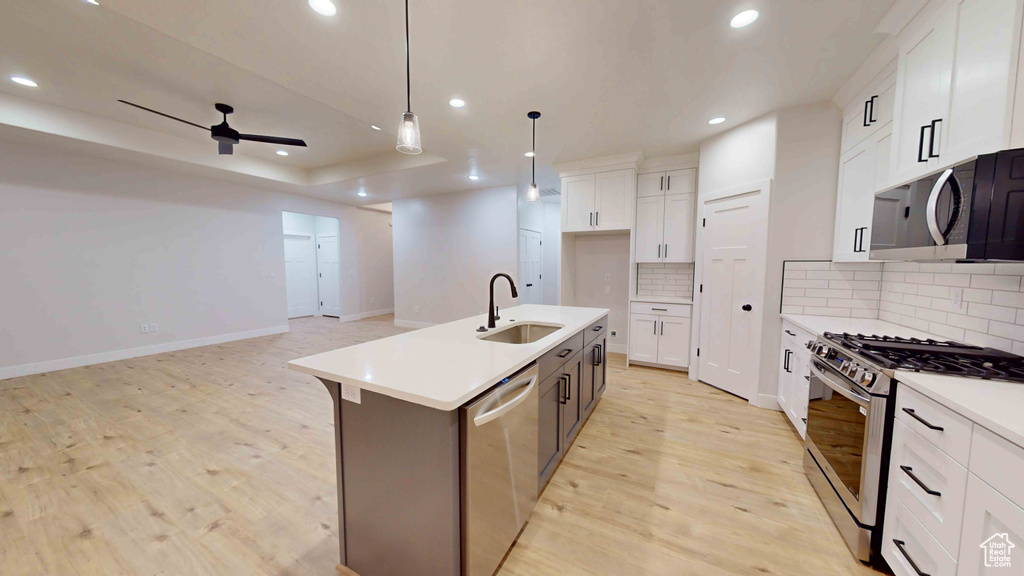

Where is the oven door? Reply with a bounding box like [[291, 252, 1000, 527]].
[[805, 360, 886, 526]]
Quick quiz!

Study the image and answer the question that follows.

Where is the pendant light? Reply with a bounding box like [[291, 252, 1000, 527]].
[[527, 111, 541, 202], [396, 0, 422, 154]]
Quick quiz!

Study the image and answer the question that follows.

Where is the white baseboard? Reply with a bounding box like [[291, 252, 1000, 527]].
[[627, 359, 690, 373], [606, 343, 628, 355], [0, 325, 290, 381], [338, 308, 395, 323], [755, 393, 781, 411], [393, 319, 436, 329]]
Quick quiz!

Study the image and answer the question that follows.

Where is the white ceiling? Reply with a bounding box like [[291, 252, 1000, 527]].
[[0, 0, 895, 205]]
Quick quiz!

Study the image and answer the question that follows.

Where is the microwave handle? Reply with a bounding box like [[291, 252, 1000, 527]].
[[925, 168, 963, 247]]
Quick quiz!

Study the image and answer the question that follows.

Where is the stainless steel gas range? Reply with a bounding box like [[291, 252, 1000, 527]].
[[802, 332, 1024, 568]]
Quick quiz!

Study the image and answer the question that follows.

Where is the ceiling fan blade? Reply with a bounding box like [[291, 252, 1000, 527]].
[[117, 100, 211, 131], [219, 141, 234, 155], [236, 134, 307, 147]]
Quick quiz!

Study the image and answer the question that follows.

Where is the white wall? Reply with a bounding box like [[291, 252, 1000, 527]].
[[0, 139, 394, 379], [572, 234, 631, 353], [392, 186, 519, 327]]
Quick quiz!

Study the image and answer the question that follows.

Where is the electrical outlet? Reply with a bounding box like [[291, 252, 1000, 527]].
[[370, 296, 376, 304], [950, 287, 964, 309], [341, 383, 361, 404], [610, 330, 617, 338], [140, 323, 149, 334], [149, 323, 159, 333]]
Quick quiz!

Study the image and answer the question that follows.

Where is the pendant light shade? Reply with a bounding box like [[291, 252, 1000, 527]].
[[527, 111, 541, 203], [397, 111, 421, 154], [397, 0, 422, 154]]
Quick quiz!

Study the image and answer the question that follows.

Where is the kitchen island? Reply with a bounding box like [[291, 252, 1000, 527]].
[[288, 304, 609, 576]]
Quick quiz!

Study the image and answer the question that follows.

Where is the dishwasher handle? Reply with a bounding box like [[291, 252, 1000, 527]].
[[473, 376, 537, 427]]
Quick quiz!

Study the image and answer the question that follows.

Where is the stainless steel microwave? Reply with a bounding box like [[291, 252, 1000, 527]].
[[870, 148, 1024, 261]]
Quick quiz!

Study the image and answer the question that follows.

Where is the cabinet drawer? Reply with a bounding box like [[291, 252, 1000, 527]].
[[883, 497, 958, 576], [583, 315, 608, 345], [538, 331, 585, 384], [890, 419, 969, 558], [896, 386, 973, 466], [781, 320, 815, 350], [629, 302, 691, 317], [969, 426, 1024, 509]]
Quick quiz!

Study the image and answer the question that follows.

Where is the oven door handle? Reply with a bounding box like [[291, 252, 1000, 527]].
[[810, 362, 870, 407]]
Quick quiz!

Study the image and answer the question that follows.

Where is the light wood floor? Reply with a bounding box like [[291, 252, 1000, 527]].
[[0, 316, 877, 576]]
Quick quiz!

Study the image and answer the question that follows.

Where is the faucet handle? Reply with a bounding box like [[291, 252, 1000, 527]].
[[495, 305, 500, 321]]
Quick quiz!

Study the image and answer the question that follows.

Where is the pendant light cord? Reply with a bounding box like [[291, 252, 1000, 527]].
[[531, 117, 536, 183], [405, 0, 411, 113]]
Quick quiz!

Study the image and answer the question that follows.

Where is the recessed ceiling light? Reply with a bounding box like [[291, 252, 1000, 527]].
[[449, 98, 466, 108], [309, 0, 337, 17], [371, 125, 381, 131], [468, 175, 479, 180], [357, 191, 368, 197], [525, 151, 536, 157], [84, 0, 100, 5], [730, 9, 759, 28], [276, 150, 289, 156], [10, 76, 38, 88], [708, 117, 726, 125]]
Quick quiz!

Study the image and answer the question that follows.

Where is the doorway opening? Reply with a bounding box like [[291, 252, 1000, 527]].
[[282, 211, 341, 319]]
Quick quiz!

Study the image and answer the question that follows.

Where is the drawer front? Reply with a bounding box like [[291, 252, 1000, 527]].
[[969, 426, 1024, 509], [896, 386, 973, 466], [890, 419, 969, 558], [583, 315, 608, 345], [781, 320, 814, 349], [956, 473, 1024, 576], [629, 302, 691, 317], [538, 331, 585, 384], [883, 497, 958, 576]]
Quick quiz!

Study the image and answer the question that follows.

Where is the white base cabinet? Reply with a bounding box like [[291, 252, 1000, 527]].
[[628, 302, 691, 369], [777, 321, 819, 438]]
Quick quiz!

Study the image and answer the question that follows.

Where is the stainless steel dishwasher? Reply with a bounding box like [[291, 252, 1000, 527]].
[[461, 363, 539, 576]]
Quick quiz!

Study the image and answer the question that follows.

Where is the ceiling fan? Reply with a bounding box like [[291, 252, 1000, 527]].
[[117, 100, 307, 156]]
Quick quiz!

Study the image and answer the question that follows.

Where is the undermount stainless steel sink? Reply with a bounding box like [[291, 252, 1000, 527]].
[[479, 322, 562, 344]]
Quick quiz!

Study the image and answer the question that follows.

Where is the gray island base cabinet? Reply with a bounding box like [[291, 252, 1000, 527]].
[[316, 314, 608, 576]]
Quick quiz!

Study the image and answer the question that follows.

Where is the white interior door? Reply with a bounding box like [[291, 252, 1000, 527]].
[[518, 229, 543, 304], [284, 234, 318, 318], [316, 235, 341, 317], [698, 182, 770, 401]]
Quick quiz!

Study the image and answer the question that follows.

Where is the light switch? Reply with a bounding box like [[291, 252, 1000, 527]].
[[149, 323, 159, 333]]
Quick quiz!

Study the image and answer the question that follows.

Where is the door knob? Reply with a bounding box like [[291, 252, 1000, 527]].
[[742, 304, 753, 311]]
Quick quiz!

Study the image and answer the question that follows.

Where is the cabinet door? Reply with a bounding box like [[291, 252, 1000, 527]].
[[833, 136, 879, 262], [777, 343, 792, 416], [581, 343, 598, 419], [634, 196, 665, 263], [662, 194, 695, 263], [665, 169, 696, 195], [562, 174, 596, 232], [656, 316, 691, 367], [538, 370, 564, 488], [595, 337, 607, 398], [628, 314, 659, 363], [637, 172, 665, 198], [944, 0, 1021, 165], [561, 352, 584, 447], [790, 348, 811, 438], [891, 4, 957, 184], [595, 169, 634, 231], [842, 72, 897, 154], [956, 473, 1024, 576]]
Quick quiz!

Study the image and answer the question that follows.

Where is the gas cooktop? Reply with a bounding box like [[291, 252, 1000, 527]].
[[823, 332, 1024, 383]]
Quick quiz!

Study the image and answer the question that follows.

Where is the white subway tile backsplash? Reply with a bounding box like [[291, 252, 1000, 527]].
[[933, 273, 972, 287], [946, 313, 989, 333], [971, 275, 1021, 291], [916, 308, 947, 323], [967, 302, 1017, 323], [989, 321, 1024, 342], [905, 272, 935, 285], [962, 288, 993, 304], [994, 263, 1024, 276], [916, 284, 950, 299], [637, 262, 694, 300], [780, 262, 880, 319], [992, 291, 1024, 308], [928, 322, 965, 341]]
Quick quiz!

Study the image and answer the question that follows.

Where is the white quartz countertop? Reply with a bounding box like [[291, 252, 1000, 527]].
[[288, 304, 609, 411], [896, 370, 1024, 449], [780, 314, 941, 340]]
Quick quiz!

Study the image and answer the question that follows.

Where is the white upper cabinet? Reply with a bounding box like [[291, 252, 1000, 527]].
[[595, 169, 634, 231], [834, 124, 892, 262], [637, 172, 665, 198], [664, 169, 696, 195], [891, 2, 958, 185], [943, 0, 1022, 165], [662, 194, 695, 263], [842, 68, 897, 156], [561, 169, 634, 233], [562, 174, 597, 232], [634, 196, 665, 262]]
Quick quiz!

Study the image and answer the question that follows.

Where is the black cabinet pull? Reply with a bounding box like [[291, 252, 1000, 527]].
[[652, 308, 668, 311], [863, 99, 871, 127], [893, 540, 932, 576], [742, 304, 752, 311], [869, 95, 878, 123], [918, 124, 930, 163], [785, 330, 796, 336], [854, 227, 860, 251], [900, 465, 941, 496], [557, 348, 572, 358], [784, 350, 791, 373], [928, 119, 942, 159], [657, 244, 661, 258], [565, 373, 571, 401], [653, 320, 657, 334], [804, 375, 810, 381], [592, 325, 603, 331], [594, 344, 603, 366], [660, 321, 664, 336], [854, 227, 868, 253], [660, 176, 664, 190], [667, 175, 671, 190], [589, 212, 593, 226], [596, 212, 599, 226], [526, 283, 533, 287], [558, 376, 567, 405], [664, 244, 669, 258], [902, 408, 944, 431]]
